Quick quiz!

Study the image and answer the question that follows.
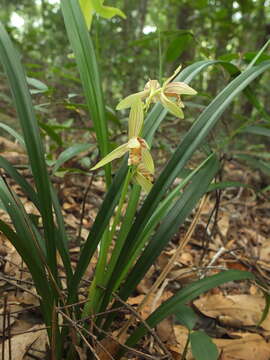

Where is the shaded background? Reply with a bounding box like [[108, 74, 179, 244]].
[[1, 0, 270, 168]]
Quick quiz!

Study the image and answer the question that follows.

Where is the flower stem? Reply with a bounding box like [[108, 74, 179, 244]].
[[82, 166, 134, 317]]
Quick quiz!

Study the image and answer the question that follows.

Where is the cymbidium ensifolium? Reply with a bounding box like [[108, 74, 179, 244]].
[[91, 66, 197, 193]]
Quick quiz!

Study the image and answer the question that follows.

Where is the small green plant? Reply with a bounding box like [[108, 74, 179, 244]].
[[1, 0, 269, 358]]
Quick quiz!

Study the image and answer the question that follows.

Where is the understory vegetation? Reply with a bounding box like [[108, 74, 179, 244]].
[[0, 1, 269, 359]]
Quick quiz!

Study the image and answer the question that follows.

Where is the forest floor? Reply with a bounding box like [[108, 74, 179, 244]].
[[0, 135, 270, 360]]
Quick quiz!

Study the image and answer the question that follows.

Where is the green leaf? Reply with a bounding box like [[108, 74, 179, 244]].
[[208, 181, 250, 192], [79, 0, 93, 29], [0, 122, 25, 147], [245, 39, 270, 70], [241, 125, 270, 137], [68, 160, 128, 302], [26, 76, 48, 94], [0, 22, 57, 278], [175, 305, 197, 331], [235, 154, 270, 175], [39, 121, 63, 146], [79, 0, 126, 29], [258, 293, 270, 327], [190, 331, 219, 360], [0, 156, 39, 207], [124, 270, 254, 350], [61, 0, 111, 185], [52, 143, 92, 173], [0, 180, 54, 326]]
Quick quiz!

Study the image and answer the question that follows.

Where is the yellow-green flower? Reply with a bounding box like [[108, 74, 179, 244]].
[[91, 99, 154, 193], [79, 0, 126, 30], [116, 65, 197, 118]]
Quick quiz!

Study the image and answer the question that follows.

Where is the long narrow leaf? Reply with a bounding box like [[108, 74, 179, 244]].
[[0, 122, 25, 147], [61, 0, 111, 184], [0, 181, 54, 326], [0, 23, 57, 278], [0, 155, 39, 207], [125, 270, 254, 349]]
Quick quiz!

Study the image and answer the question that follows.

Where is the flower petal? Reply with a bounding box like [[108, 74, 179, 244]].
[[160, 93, 184, 118], [91, 143, 128, 170], [127, 137, 141, 149], [92, 0, 126, 20], [165, 82, 197, 96], [144, 79, 160, 92], [133, 172, 153, 193], [116, 90, 149, 110], [79, 0, 94, 29], [142, 148, 154, 174], [128, 99, 144, 138]]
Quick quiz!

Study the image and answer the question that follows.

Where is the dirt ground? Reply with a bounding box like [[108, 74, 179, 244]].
[[0, 136, 270, 360]]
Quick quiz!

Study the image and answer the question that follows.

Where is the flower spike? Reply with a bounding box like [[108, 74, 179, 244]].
[[116, 65, 197, 119]]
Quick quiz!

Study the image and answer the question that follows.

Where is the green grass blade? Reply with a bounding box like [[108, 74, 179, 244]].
[[0, 122, 25, 147], [50, 185, 73, 283], [61, 0, 111, 185], [0, 155, 73, 283], [69, 161, 128, 300], [241, 125, 270, 137], [111, 155, 216, 292], [52, 143, 92, 173], [0, 23, 57, 278], [0, 155, 39, 207], [246, 38, 270, 70], [119, 155, 219, 293], [208, 181, 250, 192], [0, 182, 54, 326], [125, 270, 254, 349], [235, 153, 270, 175]]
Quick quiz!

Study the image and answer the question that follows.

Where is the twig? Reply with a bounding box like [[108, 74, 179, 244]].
[[89, 321, 169, 360], [111, 292, 172, 360], [0, 274, 41, 300], [58, 309, 102, 360], [77, 173, 94, 245], [7, 306, 12, 360], [2, 295, 7, 360], [119, 196, 208, 339]]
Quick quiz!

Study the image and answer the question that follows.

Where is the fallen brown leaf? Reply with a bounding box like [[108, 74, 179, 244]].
[[194, 294, 270, 330], [1, 324, 47, 360], [214, 333, 270, 360]]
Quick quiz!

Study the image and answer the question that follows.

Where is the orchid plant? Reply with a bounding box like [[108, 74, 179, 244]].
[[91, 65, 197, 193], [0, 0, 263, 357]]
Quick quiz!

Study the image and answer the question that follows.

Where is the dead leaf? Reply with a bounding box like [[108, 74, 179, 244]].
[[95, 337, 120, 360], [156, 317, 176, 344], [218, 212, 230, 237], [194, 294, 270, 330], [0, 324, 47, 360], [172, 325, 192, 359], [214, 333, 270, 360]]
